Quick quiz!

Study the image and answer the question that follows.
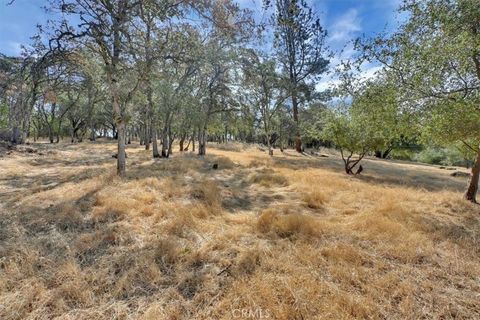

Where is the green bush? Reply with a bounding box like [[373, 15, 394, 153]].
[[413, 146, 472, 167]]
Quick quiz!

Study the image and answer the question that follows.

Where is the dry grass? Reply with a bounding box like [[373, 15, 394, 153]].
[[250, 169, 289, 187], [256, 208, 323, 239], [0, 140, 479, 319], [302, 190, 327, 209]]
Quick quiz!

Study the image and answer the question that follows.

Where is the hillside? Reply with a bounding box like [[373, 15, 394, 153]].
[[0, 141, 479, 319]]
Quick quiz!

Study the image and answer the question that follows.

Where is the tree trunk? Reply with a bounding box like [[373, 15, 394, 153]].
[[11, 126, 22, 144], [184, 138, 191, 151], [90, 125, 96, 141], [117, 121, 126, 177], [466, 54, 480, 202], [375, 148, 392, 159], [266, 135, 273, 156], [168, 137, 174, 156], [344, 160, 354, 174], [109, 38, 126, 177], [56, 117, 63, 143], [161, 130, 169, 158], [198, 128, 206, 156], [145, 126, 150, 150], [345, 165, 353, 175], [139, 128, 144, 145], [48, 127, 54, 144], [152, 127, 160, 158], [292, 94, 302, 153], [179, 136, 185, 152], [465, 149, 480, 203]]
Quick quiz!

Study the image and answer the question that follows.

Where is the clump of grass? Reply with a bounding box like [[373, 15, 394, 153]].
[[303, 190, 327, 209], [138, 177, 163, 189], [256, 209, 277, 234], [189, 204, 213, 218], [74, 228, 130, 266], [163, 209, 196, 237], [235, 249, 261, 276], [250, 170, 289, 187], [139, 205, 155, 217], [256, 209, 321, 239], [133, 191, 157, 205], [190, 180, 223, 215], [350, 212, 434, 263], [49, 261, 93, 308], [209, 155, 236, 169], [178, 272, 204, 299], [248, 159, 270, 168], [161, 177, 185, 200], [53, 203, 85, 231], [111, 253, 163, 299], [91, 191, 136, 221], [153, 238, 179, 274], [320, 244, 366, 266]]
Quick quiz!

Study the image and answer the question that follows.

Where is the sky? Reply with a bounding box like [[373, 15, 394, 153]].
[[0, 0, 403, 89]]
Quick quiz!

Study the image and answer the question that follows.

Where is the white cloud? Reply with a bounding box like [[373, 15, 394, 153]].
[[315, 63, 383, 97], [329, 9, 361, 44], [315, 8, 370, 94], [316, 77, 340, 92], [361, 64, 382, 80]]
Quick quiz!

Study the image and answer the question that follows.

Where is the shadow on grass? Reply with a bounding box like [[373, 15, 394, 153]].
[[271, 153, 467, 193]]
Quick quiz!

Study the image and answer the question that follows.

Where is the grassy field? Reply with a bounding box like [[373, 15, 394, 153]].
[[0, 140, 479, 319]]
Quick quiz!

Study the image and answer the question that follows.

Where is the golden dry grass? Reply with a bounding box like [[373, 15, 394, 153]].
[[0, 140, 479, 319]]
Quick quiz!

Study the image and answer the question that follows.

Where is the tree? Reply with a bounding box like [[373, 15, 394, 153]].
[[268, 0, 329, 152], [319, 70, 403, 174], [359, 0, 480, 202], [194, 37, 238, 156], [322, 106, 384, 175], [242, 51, 288, 155], [351, 78, 409, 160], [47, 0, 147, 176], [2, 37, 53, 145]]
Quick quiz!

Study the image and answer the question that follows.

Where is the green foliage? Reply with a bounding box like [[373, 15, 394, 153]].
[[324, 72, 408, 158], [0, 102, 8, 129], [322, 107, 384, 158], [272, 0, 329, 83], [422, 99, 480, 149], [300, 103, 328, 143], [413, 145, 474, 167], [361, 0, 480, 154]]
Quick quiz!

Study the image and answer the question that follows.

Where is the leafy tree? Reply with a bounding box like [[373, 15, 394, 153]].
[[241, 51, 288, 155], [267, 0, 329, 152], [359, 0, 480, 202], [321, 72, 404, 174], [322, 106, 381, 174]]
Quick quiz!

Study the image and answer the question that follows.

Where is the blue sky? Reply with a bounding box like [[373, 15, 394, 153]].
[[236, 0, 403, 89], [0, 0, 402, 88]]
